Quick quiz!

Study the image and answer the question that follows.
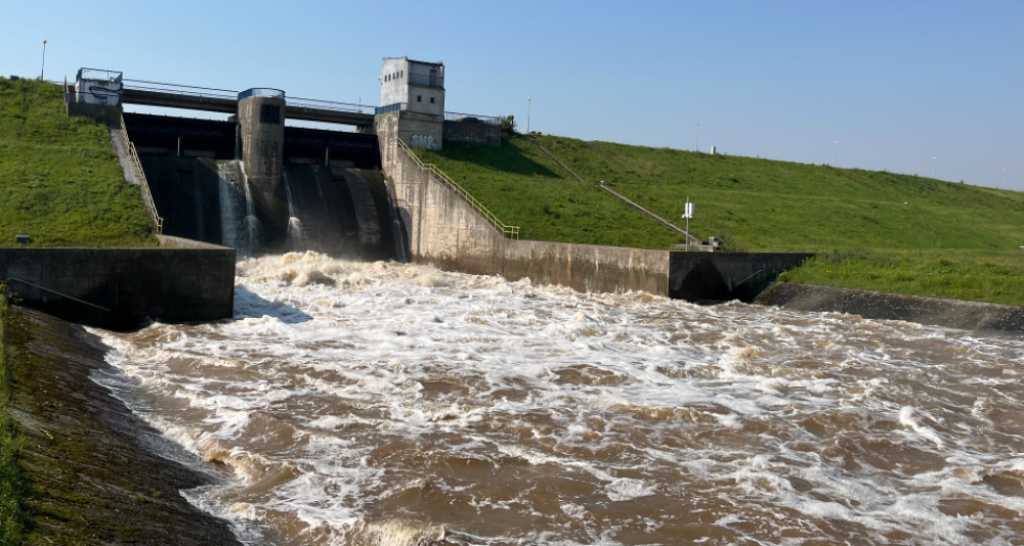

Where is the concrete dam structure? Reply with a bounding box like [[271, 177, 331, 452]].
[[121, 102, 402, 260], [68, 62, 804, 303]]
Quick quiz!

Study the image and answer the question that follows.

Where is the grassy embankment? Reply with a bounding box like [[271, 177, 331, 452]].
[[416, 135, 1024, 306], [0, 78, 153, 248], [0, 286, 22, 545]]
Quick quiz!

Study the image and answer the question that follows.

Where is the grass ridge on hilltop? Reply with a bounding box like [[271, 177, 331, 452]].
[[416, 135, 1024, 306], [0, 78, 153, 248]]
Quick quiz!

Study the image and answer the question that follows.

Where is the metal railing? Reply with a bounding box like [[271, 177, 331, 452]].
[[397, 138, 519, 239], [408, 73, 444, 89], [444, 111, 501, 125], [76, 67, 123, 84], [118, 114, 164, 234], [238, 88, 285, 100], [288, 96, 375, 115], [123, 79, 238, 100], [375, 102, 407, 115]]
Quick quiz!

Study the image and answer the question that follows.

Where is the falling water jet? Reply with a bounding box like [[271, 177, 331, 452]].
[[384, 179, 408, 263], [238, 163, 263, 256], [283, 170, 306, 250]]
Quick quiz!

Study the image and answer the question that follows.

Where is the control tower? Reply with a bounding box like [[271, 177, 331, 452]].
[[376, 57, 445, 150]]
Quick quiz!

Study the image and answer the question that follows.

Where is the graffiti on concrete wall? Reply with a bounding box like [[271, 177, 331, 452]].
[[410, 134, 437, 150]]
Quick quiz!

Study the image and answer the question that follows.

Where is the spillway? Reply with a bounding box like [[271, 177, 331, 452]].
[[90, 252, 1024, 546]]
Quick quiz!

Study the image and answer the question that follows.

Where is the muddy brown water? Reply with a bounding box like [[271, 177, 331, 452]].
[[90, 252, 1024, 545]]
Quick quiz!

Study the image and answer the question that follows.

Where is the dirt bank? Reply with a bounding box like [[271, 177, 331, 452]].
[[5, 305, 241, 545], [756, 282, 1024, 334]]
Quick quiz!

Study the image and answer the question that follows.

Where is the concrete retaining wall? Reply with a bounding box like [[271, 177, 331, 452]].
[[384, 135, 670, 294], [0, 248, 235, 329], [756, 283, 1024, 334], [443, 120, 501, 147], [386, 141, 813, 298], [670, 252, 813, 302]]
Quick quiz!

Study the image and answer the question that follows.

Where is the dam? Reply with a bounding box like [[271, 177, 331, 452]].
[[11, 59, 1017, 546]]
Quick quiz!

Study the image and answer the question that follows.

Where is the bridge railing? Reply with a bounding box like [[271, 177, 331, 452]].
[[118, 114, 164, 235], [122, 79, 238, 100], [397, 138, 519, 240], [375, 102, 407, 115], [287, 96, 374, 115], [444, 112, 501, 125]]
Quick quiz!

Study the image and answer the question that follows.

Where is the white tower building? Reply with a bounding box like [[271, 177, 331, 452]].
[[377, 58, 445, 150]]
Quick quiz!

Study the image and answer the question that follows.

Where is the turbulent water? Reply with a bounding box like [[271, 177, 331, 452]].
[[91, 252, 1024, 546]]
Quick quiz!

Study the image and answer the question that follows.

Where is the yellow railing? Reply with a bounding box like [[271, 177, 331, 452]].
[[118, 114, 164, 235], [398, 139, 520, 239]]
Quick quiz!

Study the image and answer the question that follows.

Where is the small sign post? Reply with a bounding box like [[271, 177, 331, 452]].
[[682, 198, 694, 251]]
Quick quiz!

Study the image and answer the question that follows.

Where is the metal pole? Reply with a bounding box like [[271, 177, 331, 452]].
[[527, 97, 532, 134], [325, 147, 330, 166], [696, 124, 699, 152], [40, 39, 47, 80], [177, 137, 181, 157]]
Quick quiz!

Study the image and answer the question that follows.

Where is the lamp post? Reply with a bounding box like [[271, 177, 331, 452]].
[[835, 141, 839, 166], [527, 97, 532, 134], [932, 156, 936, 178], [40, 39, 47, 81], [696, 123, 700, 152]]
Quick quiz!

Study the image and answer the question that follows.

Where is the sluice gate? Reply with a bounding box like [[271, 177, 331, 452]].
[[124, 112, 401, 261]]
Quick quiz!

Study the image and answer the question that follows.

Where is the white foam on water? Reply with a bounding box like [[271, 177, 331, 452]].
[[88, 252, 1024, 546]]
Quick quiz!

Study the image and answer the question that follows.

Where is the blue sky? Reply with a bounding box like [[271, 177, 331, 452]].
[[2, 1, 1022, 190]]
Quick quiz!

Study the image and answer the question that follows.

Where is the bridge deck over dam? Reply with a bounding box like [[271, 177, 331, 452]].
[[120, 80, 376, 127]]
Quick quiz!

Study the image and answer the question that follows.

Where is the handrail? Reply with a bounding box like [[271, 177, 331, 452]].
[[4, 278, 111, 312], [118, 114, 164, 234], [287, 96, 374, 115], [397, 139, 520, 239]]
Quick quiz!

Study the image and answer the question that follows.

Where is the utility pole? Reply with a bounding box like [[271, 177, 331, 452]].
[[527, 97, 532, 134], [40, 39, 47, 81], [696, 124, 700, 152], [932, 156, 936, 178]]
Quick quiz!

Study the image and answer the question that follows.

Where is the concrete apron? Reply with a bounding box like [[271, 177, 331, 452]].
[[756, 282, 1024, 335]]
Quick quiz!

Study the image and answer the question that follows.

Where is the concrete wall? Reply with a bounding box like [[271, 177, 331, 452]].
[[377, 110, 443, 151], [0, 248, 235, 330], [383, 139, 810, 300], [66, 101, 122, 121], [384, 138, 671, 295], [381, 58, 409, 107], [443, 120, 501, 147], [756, 283, 1024, 334], [669, 252, 813, 302]]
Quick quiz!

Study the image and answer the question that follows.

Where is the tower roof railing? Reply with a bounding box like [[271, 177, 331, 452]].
[[238, 88, 285, 100], [77, 68, 123, 84]]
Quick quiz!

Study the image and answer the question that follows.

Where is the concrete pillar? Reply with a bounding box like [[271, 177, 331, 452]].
[[238, 89, 287, 238]]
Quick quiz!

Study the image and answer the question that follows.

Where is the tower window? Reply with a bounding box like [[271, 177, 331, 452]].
[[417, 95, 422, 102], [260, 104, 281, 124], [430, 97, 435, 104]]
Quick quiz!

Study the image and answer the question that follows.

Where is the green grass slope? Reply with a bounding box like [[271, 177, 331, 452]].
[[416, 134, 1024, 305], [0, 78, 153, 248], [415, 139, 683, 248]]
